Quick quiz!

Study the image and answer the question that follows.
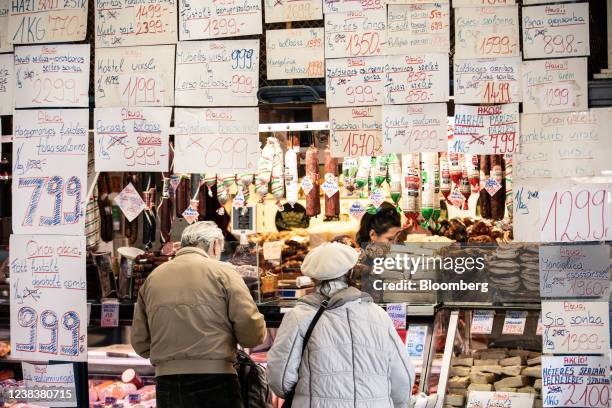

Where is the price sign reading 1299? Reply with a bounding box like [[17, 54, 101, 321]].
[[329, 106, 382, 158]]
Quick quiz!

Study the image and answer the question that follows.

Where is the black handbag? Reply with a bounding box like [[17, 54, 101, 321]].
[[282, 300, 328, 408]]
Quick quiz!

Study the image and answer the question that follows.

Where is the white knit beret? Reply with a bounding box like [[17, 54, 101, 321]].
[[301, 242, 360, 281]]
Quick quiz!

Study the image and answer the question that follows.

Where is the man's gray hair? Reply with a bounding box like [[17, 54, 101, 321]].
[[181, 221, 224, 251]]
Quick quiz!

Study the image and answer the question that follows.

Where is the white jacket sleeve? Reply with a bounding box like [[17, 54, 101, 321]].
[[388, 324, 416, 408], [266, 311, 304, 398]]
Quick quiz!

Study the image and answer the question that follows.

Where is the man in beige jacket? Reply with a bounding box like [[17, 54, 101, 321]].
[[132, 221, 266, 408]]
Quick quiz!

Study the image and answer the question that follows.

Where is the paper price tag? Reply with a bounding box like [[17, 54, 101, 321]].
[[386, 303, 406, 330], [349, 201, 366, 220], [406, 324, 428, 359], [301, 176, 314, 195], [449, 188, 466, 209], [233, 191, 245, 208], [471, 310, 495, 334], [484, 178, 502, 196], [322, 175, 339, 198], [263, 241, 282, 261], [502, 310, 527, 335], [101, 299, 119, 328], [182, 204, 199, 224], [115, 183, 146, 222], [369, 189, 385, 209]]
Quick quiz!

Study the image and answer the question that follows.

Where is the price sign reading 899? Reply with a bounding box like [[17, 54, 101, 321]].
[[9, 235, 87, 362], [12, 109, 88, 235]]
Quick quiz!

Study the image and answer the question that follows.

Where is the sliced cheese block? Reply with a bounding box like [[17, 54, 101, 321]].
[[470, 372, 496, 384], [444, 394, 465, 407], [500, 356, 525, 366], [494, 376, 528, 389], [471, 365, 502, 375], [522, 366, 542, 378], [448, 376, 470, 389], [527, 356, 541, 366], [474, 359, 500, 366], [501, 366, 525, 377], [468, 383, 493, 391], [452, 357, 474, 367], [450, 366, 472, 377]]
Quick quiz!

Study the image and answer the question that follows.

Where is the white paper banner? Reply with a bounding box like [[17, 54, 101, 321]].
[[0, 0, 11, 52], [174, 108, 260, 174], [382, 103, 447, 154], [175, 39, 259, 106], [0, 53, 14, 115], [386, 0, 447, 3], [94, 107, 171, 172], [329, 106, 382, 158], [542, 355, 611, 408], [450, 104, 518, 155], [95, 44, 175, 108], [326, 56, 385, 108], [455, 6, 519, 59], [179, 0, 262, 41], [95, 0, 178, 47], [385, 53, 449, 104], [265, 0, 322, 23], [324, 10, 386, 58], [467, 392, 534, 408], [12, 109, 88, 235], [541, 301, 610, 354], [453, 57, 521, 104], [14, 44, 89, 108], [522, 3, 589, 59], [22, 362, 77, 407], [9, 0, 87, 44], [266, 28, 324, 80], [453, 0, 515, 6], [521, 58, 588, 113], [10, 234, 87, 362], [517, 109, 612, 179], [322, 0, 384, 13], [539, 244, 610, 299], [387, 3, 450, 54]]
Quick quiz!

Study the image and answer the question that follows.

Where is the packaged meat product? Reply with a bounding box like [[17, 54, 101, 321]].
[[121, 368, 143, 388], [203, 174, 216, 197], [197, 177, 207, 220], [255, 137, 275, 199], [504, 154, 513, 217], [440, 152, 451, 203], [490, 155, 506, 220], [449, 151, 462, 185], [216, 175, 230, 215], [478, 155, 492, 219], [305, 145, 321, 217], [284, 148, 299, 208], [387, 154, 401, 207], [324, 148, 340, 219], [401, 153, 420, 225], [467, 154, 480, 193], [432, 153, 441, 224], [355, 156, 371, 194], [373, 156, 388, 187], [97, 382, 137, 401], [342, 157, 359, 195], [459, 165, 471, 210], [270, 139, 285, 203]]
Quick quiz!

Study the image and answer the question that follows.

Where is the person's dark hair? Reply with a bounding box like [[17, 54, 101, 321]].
[[356, 201, 401, 245]]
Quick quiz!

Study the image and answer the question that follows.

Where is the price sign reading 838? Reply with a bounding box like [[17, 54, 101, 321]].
[[329, 106, 382, 158], [12, 109, 88, 235]]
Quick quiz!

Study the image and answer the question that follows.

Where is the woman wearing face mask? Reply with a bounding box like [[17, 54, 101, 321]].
[[267, 242, 415, 408]]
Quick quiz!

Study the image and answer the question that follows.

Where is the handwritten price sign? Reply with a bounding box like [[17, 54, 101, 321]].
[[453, 0, 514, 6], [467, 392, 533, 408], [179, 0, 261, 40], [521, 58, 587, 114], [174, 107, 260, 174], [95, 0, 177, 47], [9, 234, 87, 362], [382, 103, 447, 154], [265, 0, 321, 23], [326, 56, 385, 108], [15, 44, 89, 108], [454, 57, 521, 104], [385, 53, 449, 104], [522, 3, 589, 59], [9, 0, 87, 44], [12, 109, 88, 235], [0, 0, 10, 52], [0, 53, 14, 115], [330, 106, 382, 158], [324, 10, 386, 58], [323, 0, 384, 13], [387, 3, 450, 54], [455, 6, 519, 59], [94, 107, 171, 172], [175, 39, 259, 106], [266, 28, 324, 80]]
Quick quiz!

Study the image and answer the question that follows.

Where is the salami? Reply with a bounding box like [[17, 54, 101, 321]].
[[142, 175, 156, 249], [217, 174, 234, 215], [324, 147, 340, 219], [440, 152, 451, 204], [449, 151, 462, 186], [203, 174, 216, 197], [421, 153, 435, 227], [459, 159, 471, 210], [432, 153, 440, 224], [490, 155, 505, 220], [197, 175, 207, 220], [467, 154, 480, 193], [284, 149, 299, 208], [159, 176, 172, 244], [387, 154, 402, 207], [355, 156, 371, 194], [256, 138, 275, 199], [373, 156, 388, 187], [504, 154, 513, 217], [305, 145, 321, 217], [175, 175, 191, 218], [342, 157, 359, 195], [270, 139, 285, 203], [401, 153, 420, 226]]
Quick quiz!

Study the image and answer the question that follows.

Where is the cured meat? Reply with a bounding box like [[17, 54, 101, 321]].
[[197, 175, 207, 220], [342, 157, 359, 195], [98, 173, 114, 242], [449, 151, 462, 185], [387, 154, 401, 207], [467, 154, 480, 193], [421, 153, 436, 227], [440, 152, 451, 203], [270, 139, 285, 203], [284, 149, 299, 208], [373, 156, 388, 187], [504, 154, 513, 217], [305, 145, 320, 217], [478, 155, 492, 219], [355, 156, 371, 194], [401, 153, 420, 225], [490, 155, 506, 220], [175, 175, 191, 218], [159, 176, 173, 244], [432, 153, 440, 223], [324, 147, 340, 219], [255, 137, 275, 199], [142, 174, 156, 249], [203, 174, 216, 197]]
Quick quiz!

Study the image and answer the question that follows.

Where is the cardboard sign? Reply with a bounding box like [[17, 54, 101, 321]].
[[541, 301, 610, 354], [329, 106, 382, 158], [179, 0, 262, 40], [12, 109, 88, 235], [0, 53, 14, 115], [454, 6, 519, 59], [386, 303, 406, 330], [94, 107, 171, 172], [453, 57, 521, 104], [387, 3, 450, 54], [450, 104, 518, 155], [326, 56, 385, 108], [0, 0, 11, 52], [22, 362, 77, 407], [539, 185, 612, 243], [9, 234, 87, 362], [324, 10, 386, 58], [385, 53, 449, 104], [382, 103, 447, 154], [266, 28, 324, 80], [175, 39, 259, 106], [522, 3, 589, 59], [9, 0, 87, 44], [265, 0, 322, 23], [467, 392, 534, 408], [521, 58, 588, 114], [95, 0, 177, 47], [95, 45, 175, 108], [471, 310, 495, 334], [542, 355, 611, 408], [14, 44, 89, 108], [174, 108, 260, 174], [453, 0, 514, 6], [502, 310, 527, 335], [517, 109, 612, 179], [322, 0, 384, 13], [539, 245, 610, 299]]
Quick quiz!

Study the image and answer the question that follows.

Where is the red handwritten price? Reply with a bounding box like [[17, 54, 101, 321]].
[[479, 35, 516, 56], [32, 78, 78, 105], [121, 76, 160, 106], [483, 81, 511, 104], [342, 132, 378, 156], [544, 87, 570, 107], [346, 32, 381, 56], [203, 17, 239, 37]]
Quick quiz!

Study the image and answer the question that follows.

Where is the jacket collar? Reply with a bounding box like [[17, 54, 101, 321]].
[[299, 287, 372, 310], [175, 247, 210, 259]]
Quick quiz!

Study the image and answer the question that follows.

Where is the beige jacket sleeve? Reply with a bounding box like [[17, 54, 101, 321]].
[[131, 290, 151, 359], [224, 267, 267, 348]]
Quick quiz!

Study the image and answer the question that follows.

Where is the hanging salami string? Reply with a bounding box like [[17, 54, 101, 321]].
[[459, 157, 471, 210], [373, 156, 388, 187], [342, 157, 359, 195], [504, 154, 513, 217], [324, 147, 340, 219], [448, 151, 462, 186], [142, 174, 157, 249], [420, 153, 435, 228], [355, 156, 371, 196], [467, 154, 480, 193], [203, 174, 216, 197], [305, 144, 321, 217], [217, 174, 234, 215], [284, 147, 299, 208], [490, 155, 505, 220], [255, 137, 275, 200], [270, 138, 285, 207], [401, 153, 420, 227], [432, 153, 441, 227], [387, 154, 402, 210], [478, 154, 492, 219], [175, 174, 191, 218], [197, 174, 207, 220], [159, 174, 173, 245], [440, 152, 451, 204]]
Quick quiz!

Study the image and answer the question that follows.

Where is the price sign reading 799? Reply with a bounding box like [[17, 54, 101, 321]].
[[330, 106, 383, 158]]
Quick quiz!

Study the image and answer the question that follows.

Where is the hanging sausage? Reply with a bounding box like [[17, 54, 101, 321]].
[[324, 147, 340, 219], [355, 156, 371, 195], [284, 148, 299, 208], [420, 153, 435, 228], [142, 174, 157, 249], [490, 155, 506, 220], [504, 154, 513, 217], [401, 153, 420, 227], [175, 175, 191, 218], [159, 175, 173, 244], [255, 137, 275, 200], [440, 152, 451, 204], [270, 139, 285, 206], [305, 145, 320, 217], [387, 154, 402, 208]]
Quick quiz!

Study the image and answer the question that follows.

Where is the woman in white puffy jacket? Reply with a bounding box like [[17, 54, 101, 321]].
[[267, 242, 415, 408]]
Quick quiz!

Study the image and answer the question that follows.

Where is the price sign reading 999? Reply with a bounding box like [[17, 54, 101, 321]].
[[329, 106, 383, 158], [12, 109, 88, 236], [9, 234, 87, 362]]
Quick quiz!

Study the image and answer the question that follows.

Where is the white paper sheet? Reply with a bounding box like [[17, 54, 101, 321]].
[[454, 57, 521, 104], [329, 106, 382, 158], [179, 0, 262, 40], [385, 53, 449, 104], [9, 0, 87, 44], [265, 0, 322, 23], [0, 0, 11, 52], [324, 10, 386, 58], [382, 103, 447, 154], [0, 53, 14, 115], [387, 3, 450, 54], [326, 56, 385, 108], [266, 28, 324, 80], [454, 6, 519, 59]]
